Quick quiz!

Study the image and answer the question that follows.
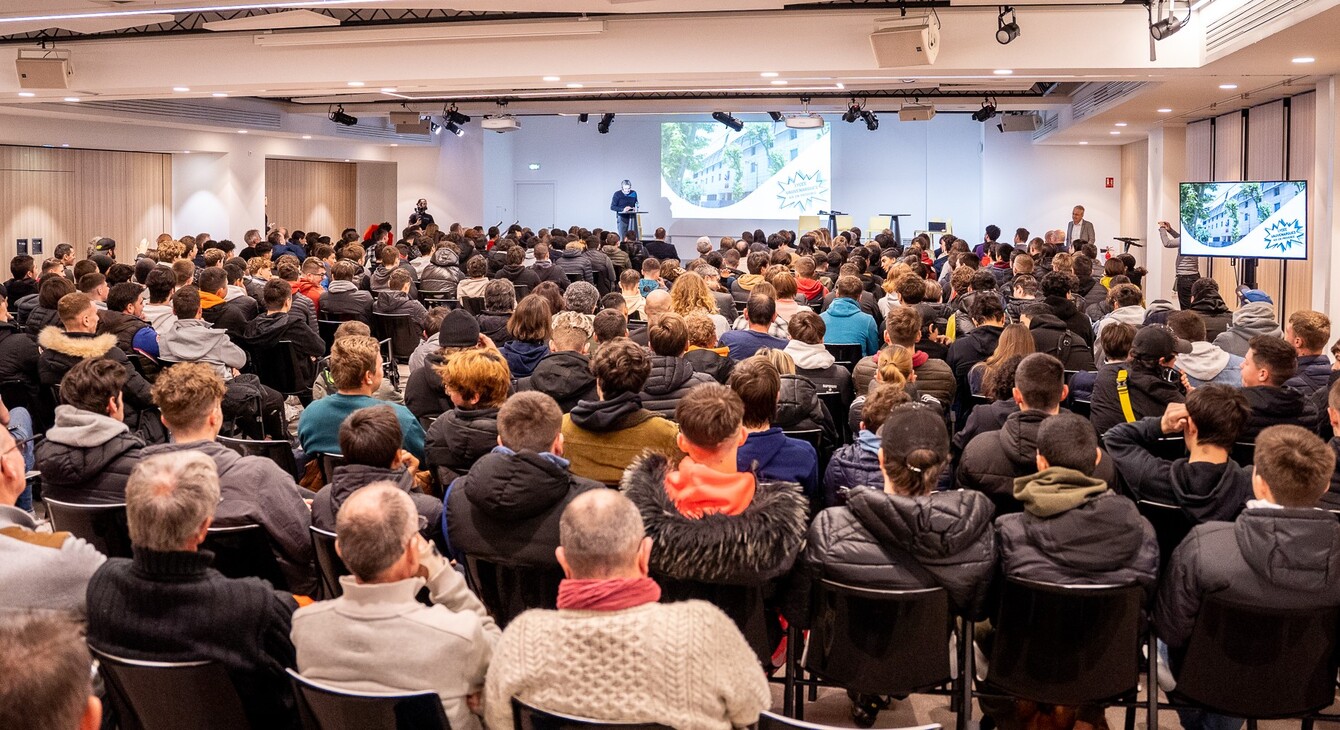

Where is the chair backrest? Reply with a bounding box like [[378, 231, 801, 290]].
[[317, 319, 344, 353], [419, 291, 456, 309], [374, 313, 420, 363], [986, 577, 1144, 706], [461, 296, 485, 316], [43, 498, 133, 558], [1174, 594, 1340, 717], [805, 580, 953, 696], [656, 575, 773, 666], [288, 668, 448, 730], [217, 436, 299, 479], [1136, 500, 1194, 573], [783, 429, 822, 454], [1231, 441, 1255, 466], [514, 283, 530, 299], [463, 555, 564, 629], [202, 524, 289, 591], [757, 711, 940, 730], [251, 340, 303, 396], [823, 343, 863, 371], [92, 647, 251, 730], [310, 526, 349, 600], [316, 453, 347, 483], [815, 390, 848, 443], [512, 697, 672, 730], [565, 271, 582, 283]]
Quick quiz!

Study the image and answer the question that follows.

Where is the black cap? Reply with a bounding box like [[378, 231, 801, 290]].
[[878, 404, 949, 466], [1131, 326, 1193, 360]]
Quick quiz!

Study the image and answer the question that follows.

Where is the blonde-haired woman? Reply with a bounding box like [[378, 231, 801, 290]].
[[669, 271, 729, 336]]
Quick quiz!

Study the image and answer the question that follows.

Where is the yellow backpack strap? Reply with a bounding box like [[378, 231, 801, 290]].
[[1116, 368, 1137, 423], [945, 313, 957, 341]]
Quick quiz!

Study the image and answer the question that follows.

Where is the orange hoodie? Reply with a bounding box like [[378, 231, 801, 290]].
[[663, 456, 756, 518], [686, 345, 730, 357], [199, 290, 226, 310]]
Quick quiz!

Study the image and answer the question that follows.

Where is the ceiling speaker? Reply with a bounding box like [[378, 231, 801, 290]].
[[869, 16, 940, 67], [16, 56, 73, 89]]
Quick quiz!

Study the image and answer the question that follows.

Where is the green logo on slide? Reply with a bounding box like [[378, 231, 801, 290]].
[[776, 170, 828, 211]]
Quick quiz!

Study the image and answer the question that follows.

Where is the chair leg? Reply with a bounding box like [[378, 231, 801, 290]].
[[1245, 720, 1257, 730], [959, 618, 974, 730], [1123, 705, 1135, 730], [783, 625, 797, 717], [1146, 631, 1160, 730]]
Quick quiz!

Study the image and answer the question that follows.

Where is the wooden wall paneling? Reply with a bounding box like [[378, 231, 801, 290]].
[[1210, 112, 1245, 296], [1247, 101, 1286, 307], [1185, 121, 1213, 281], [264, 159, 357, 238], [1285, 93, 1316, 320]]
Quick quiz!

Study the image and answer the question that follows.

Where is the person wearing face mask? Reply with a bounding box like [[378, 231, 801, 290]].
[[409, 198, 435, 229], [610, 180, 639, 241]]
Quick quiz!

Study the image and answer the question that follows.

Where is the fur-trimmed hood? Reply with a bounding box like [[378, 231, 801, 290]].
[[38, 328, 117, 359], [621, 451, 809, 585]]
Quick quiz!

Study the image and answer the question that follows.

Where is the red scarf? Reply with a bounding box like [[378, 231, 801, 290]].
[[557, 577, 662, 611]]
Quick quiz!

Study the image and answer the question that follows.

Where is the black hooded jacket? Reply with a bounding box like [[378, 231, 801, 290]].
[[639, 355, 715, 419], [445, 449, 602, 566], [1028, 313, 1096, 372], [34, 406, 144, 505], [495, 264, 541, 292], [683, 348, 734, 385], [1090, 362, 1186, 436], [0, 320, 40, 401], [1044, 295, 1095, 347], [515, 351, 598, 413], [957, 409, 1117, 511], [775, 373, 839, 450], [1188, 294, 1233, 343], [791, 487, 997, 623], [1103, 417, 1252, 523], [424, 407, 500, 486], [1241, 385, 1320, 441], [241, 311, 325, 385], [404, 351, 454, 426]]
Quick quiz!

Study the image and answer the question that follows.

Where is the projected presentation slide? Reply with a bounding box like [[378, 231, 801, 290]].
[[1179, 181, 1307, 260], [660, 121, 830, 220]]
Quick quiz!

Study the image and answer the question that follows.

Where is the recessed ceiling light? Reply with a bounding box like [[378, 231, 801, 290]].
[[566, 83, 584, 88], [542, 76, 560, 82], [61, 143, 69, 148], [1157, 108, 1173, 113], [761, 72, 779, 78], [344, 159, 351, 162], [301, 135, 312, 139], [182, 150, 191, 154], [237, 130, 248, 134], [1079, 141, 1089, 145], [347, 81, 364, 87], [835, 82, 845, 89], [172, 86, 190, 92], [63, 97, 80, 102], [994, 69, 1013, 75], [1293, 56, 1316, 64], [1110, 131, 1121, 135], [211, 92, 227, 97], [17, 92, 34, 97], [1115, 122, 1128, 127], [379, 87, 397, 93], [771, 80, 788, 86], [1219, 83, 1238, 89], [390, 143, 398, 147]]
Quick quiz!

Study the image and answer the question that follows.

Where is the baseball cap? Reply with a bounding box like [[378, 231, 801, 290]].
[[438, 308, 480, 348], [1131, 326, 1193, 360], [878, 404, 950, 467], [1236, 285, 1273, 305]]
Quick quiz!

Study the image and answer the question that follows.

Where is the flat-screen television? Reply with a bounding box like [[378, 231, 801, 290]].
[[1178, 181, 1307, 260]]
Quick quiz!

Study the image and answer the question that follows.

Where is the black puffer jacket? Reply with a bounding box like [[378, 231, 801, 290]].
[[320, 281, 373, 323], [1044, 295, 1094, 346], [34, 405, 144, 504], [621, 451, 809, 585], [515, 351, 598, 413], [419, 248, 464, 296], [424, 406, 500, 486], [683, 348, 734, 385], [821, 439, 884, 508], [1284, 355, 1332, 398], [1028, 313, 1096, 372], [775, 373, 838, 450], [477, 311, 512, 347], [1241, 385, 1320, 441], [24, 304, 61, 337], [1156, 507, 1340, 651], [445, 448, 602, 566], [639, 355, 714, 419], [0, 321, 40, 402], [956, 410, 1117, 512], [792, 487, 996, 623]]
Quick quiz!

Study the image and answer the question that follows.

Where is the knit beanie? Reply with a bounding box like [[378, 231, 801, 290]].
[[439, 308, 480, 347]]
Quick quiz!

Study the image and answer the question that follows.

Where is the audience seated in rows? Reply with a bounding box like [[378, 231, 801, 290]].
[[1090, 326, 1188, 435], [404, 308, 484, 424], [425, 348, 509, 486], [640, 312, 715, 419], [300, 335, 425, 460], [242, 279, 325, 390], [35, 358, 144, 505], [515, 310, 598, 412]]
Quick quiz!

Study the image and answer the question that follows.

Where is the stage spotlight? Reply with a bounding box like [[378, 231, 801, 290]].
[[578, 113, 589, 123], [842, 101, 862, 124], [971, 98, 997, 123], [1149, 14, 1183, 39], [860, 109, 879, 131], [329, 105, 358, 126], [597, 113, 615, 134], [446, 106, 471, 125], [712, 111, 744, 132], [996, 6, 1020, 45], [768, 111, 784, 122], [443, 120, 464, 137], [430, 121, 442, 135]]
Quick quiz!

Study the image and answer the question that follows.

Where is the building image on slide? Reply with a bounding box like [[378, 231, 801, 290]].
[[1179, 180, 1307, 259], [661, 121, 830, 220]]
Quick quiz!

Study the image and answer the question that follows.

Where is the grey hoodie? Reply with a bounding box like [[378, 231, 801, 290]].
[[158, 318, 246, 379], [34, 405, 144, 504], [1094, 304, 1148, 361], [1176, 341, 1244, 386], [1213, 302, 1282, 357]]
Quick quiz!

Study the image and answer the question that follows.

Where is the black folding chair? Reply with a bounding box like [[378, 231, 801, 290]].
[[373, 313, 420, 364], [251, 340, 309, 400], [823, 344, 863, 372], [202, 523, 289, 591], [1137, 499, 1195, 573], [758, 712, 940, 730], [1169, 596, 1340, 727], [42, 498, 133, 558], [512, 697, 671, 730], [92, 647, 251, 730], [463, 555, 564, 629], [217, 436, 299, 479], [310, 526, 349, 600], [790, 580, 968, 727], [316, 453, 347, 483], [461, 297, 485, 316], [657, 575, 775, 668], [514, 284, 530, 299], [288, 668, 448, 730], [816, 390, 848, 445], [978, 578, 1152, 730], [564, 272, 583, 283], [317, 319, 344, 354], [783, 429, 823, 454], [419, 291, 456, 309]]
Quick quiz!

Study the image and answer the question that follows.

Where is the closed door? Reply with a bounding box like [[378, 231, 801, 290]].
[[514, 182, 555, 230]]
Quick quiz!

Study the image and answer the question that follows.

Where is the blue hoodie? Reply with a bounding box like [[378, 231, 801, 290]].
[[737, 426, 818, 499], [501, 339, 550, 378], [822, 430, 884, 507], [820, 297, 880, 357]]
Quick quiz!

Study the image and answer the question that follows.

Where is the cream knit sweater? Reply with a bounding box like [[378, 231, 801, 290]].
[[484, 600, 771, 730]]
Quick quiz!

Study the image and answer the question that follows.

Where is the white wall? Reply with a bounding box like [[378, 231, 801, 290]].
[[981, 130, 1122, 247], [356, 161, 398, 229], [393, 132, 485, 232]]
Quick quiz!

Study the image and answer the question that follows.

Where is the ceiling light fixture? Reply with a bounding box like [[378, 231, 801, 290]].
[[1110, 131, 1121, 135], [1149, 1, 1189, 40], [301, 135, 312, 139], [996, 6, 1020, 45], [761, 72, 779, 78], [1293, 56, 1315, 64], [1079, 141, 1089, 145], [543, 76, 560, 81], [566, 83, 584, 89], [712, 111, 744, 132], [443, 121, 463, 137], [347, 81, 365, 87], [329, 105, 358, 126], [237, 130, 248, 134], [994, 69, 1013, 75], [17, 92, 34, 98], [771, 80, 788, 86], [211, 92, 227, 97], [597, 113, 615, 134], [1115, 122, 1128, 127], [64, 97, 80, 102], [842, 99, 863, 124], [578, 113, 589, 123], [768, 111, 785, 122], [380, 87, 397, 93], [1219, 83, 1238, 89], [860, 109, 879, 131], [446, 105, 471, 126], [1157, 108, 1173, 113], [971, 98, 998, 123], [173, 86, 190, 92]]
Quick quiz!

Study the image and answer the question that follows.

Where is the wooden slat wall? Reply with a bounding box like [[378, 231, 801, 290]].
[[1285, 92, 1316, 319], [264, 159, 357, 237], [0, 145, 171, 263], [1210, 112, 1245, 296], [1247, 101, 1286, 307], [1185, 120, 1213, 281]]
